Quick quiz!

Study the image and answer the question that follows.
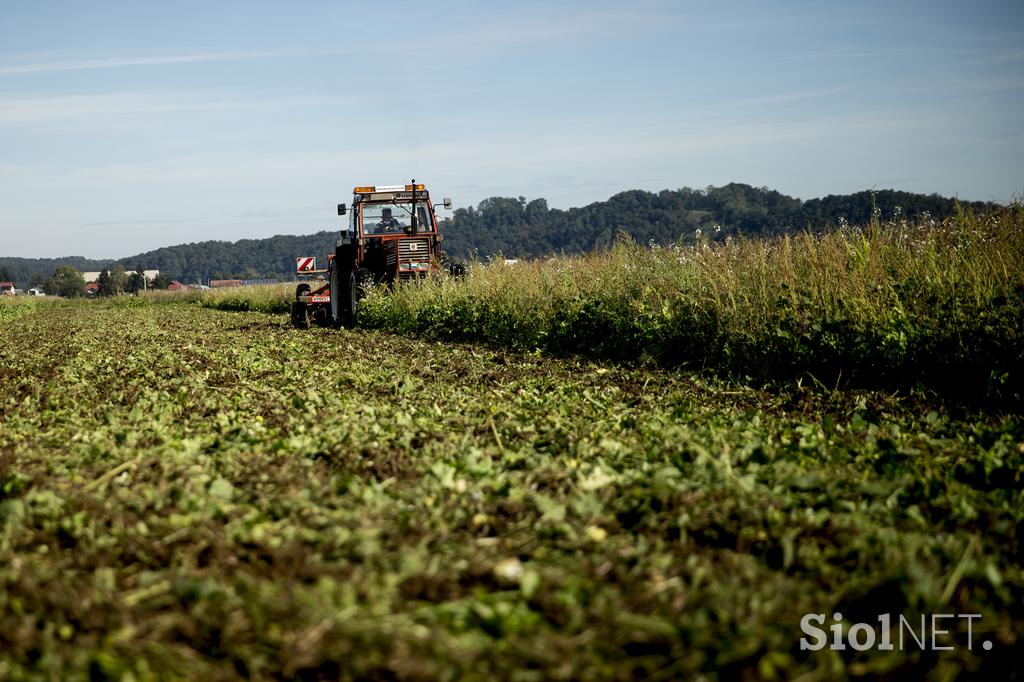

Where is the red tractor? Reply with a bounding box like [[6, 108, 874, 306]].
[[291, 181, 461, 328]]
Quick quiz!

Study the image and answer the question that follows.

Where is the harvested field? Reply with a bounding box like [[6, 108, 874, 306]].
[[0, 302, 1021, 679]]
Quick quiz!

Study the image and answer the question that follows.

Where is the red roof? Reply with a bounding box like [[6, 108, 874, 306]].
[[0, 282, 14, 289]]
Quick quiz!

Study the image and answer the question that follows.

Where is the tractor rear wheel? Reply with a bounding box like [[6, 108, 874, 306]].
[[330, 266, 351, 327], [347, 271, 359, 321]]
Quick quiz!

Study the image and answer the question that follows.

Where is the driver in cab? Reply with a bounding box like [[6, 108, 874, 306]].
[[376, 208, 401, 232]]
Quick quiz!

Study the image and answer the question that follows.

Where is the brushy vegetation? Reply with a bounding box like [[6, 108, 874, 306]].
[[359, 205, 1024, 405], [0, 303, 1021, 679], [0, 296, 47, 324], [144, 282, 294, 314]]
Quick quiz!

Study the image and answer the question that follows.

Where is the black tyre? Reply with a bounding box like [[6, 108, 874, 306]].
[[330, 266, 351, 327], [313, 304, 331, 327], [295, 283, 311, 301], [290, 301, 311, 329], [347, 269, 371, 320]]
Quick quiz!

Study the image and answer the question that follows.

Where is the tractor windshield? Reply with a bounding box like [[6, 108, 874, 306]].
[[361, 202, 433, 236]]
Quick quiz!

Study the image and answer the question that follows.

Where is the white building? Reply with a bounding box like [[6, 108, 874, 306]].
[[81, 269, 160, 284]]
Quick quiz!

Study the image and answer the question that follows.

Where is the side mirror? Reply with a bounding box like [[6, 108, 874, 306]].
[[337, 203, 347, 216], [443, 197, 452, 210]]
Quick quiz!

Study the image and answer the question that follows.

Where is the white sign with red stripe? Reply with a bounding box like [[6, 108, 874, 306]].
[[296, 257, 316, 273]]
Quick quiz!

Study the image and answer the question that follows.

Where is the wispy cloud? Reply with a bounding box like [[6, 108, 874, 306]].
[[0, 92, 230, 122], [791, 47, 914, 61], [394, 2, 683, 65], [0, 90, 339, 123], [454, 6, 677, 46], [729, 87, 848, 108], [990, 48, 1024, 65], [795, 42, 1024, 63], [0, 47, 343, 76], [82, 218, 199, 227]]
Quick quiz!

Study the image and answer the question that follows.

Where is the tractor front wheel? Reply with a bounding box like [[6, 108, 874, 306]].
[[290, 301, 311, 329]]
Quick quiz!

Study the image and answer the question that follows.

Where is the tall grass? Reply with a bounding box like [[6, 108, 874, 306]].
[[143, 283, 293, 314], [0, 295, 52, 323], [358, 205, 1024, 402]]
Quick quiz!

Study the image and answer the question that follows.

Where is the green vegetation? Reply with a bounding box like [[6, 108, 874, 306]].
[[0, 185, 994, 287], [0, 233, 339, 290], [44, 266, 87, 299], [1, 302, 1021, 679], [95, 266, 150, 297], [0, 258, 109, 291], [1, 206, 1020, 678], [362, 206, 1024, 405], [0, 296, 45, 324], [144, 282, 295, 314], [441, 185, 995, 259]]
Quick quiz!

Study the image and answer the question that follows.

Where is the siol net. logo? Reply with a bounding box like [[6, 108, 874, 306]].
[[800, 612, 993, 652]]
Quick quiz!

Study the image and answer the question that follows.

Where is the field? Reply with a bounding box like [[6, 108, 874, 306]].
[[1, 210, 1022, 680]]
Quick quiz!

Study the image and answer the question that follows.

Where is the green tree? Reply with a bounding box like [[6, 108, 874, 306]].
[[45, 266, 86, 298], [97, 270, 111, 296], [127, 266, 147, 294], [112, 266, 129, 295], [99, 266, 129, 296], [151, 273, 173, 289]]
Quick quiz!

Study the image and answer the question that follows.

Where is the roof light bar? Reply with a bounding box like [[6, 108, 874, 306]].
[[352, 183, 427, 194]]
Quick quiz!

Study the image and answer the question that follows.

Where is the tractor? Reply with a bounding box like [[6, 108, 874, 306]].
[[290, 181, 461, 329]]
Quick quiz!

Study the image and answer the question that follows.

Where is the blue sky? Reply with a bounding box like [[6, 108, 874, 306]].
[[1, 0, 1021, 258]]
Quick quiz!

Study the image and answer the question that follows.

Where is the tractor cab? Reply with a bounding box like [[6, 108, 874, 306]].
[[341, 183, 448, 285]]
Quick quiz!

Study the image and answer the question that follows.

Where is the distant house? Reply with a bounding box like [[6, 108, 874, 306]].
[[0, 282, 15, 296], [210, 279, 244, 288], [167, 280, 188, 291], [84, 282, 100, 295], [28, 288, 45, 296]]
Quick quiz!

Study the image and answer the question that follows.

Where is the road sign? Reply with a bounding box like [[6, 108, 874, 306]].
[[296, 257, 316, 273]]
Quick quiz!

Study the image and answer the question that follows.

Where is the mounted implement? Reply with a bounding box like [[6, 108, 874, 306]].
[[291, 181, 461, 328]]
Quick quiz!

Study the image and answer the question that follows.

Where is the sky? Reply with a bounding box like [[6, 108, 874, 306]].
[[0, 0, 1021, 259]]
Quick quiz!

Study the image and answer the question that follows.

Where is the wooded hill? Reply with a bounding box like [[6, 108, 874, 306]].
[[0, 185, 995, 286], [440, 185, 994, 259]]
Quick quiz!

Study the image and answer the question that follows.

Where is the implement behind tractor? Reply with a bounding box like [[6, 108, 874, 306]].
[[291, 181, 462, 329]]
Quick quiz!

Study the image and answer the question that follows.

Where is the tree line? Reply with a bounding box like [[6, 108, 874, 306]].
[[439, 184, 995, 259], [1, 265, 175, 298], [0, 185, 997, 289], [0, 232, 338, 290]]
